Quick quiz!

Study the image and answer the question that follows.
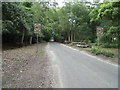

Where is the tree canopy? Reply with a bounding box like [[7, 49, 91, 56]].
[[2, 1, 119, 48]]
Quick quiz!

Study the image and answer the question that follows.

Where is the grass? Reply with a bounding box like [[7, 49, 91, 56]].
[[66, 42, 117, 58], [90, 48, 114, 57], [38, 40, 47, 44], [90, 43, 118, 57], [67, 43, 74, 46], [36, 48, 45, 56]]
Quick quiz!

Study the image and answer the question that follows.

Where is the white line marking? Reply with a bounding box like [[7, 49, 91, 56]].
[[60, 44, 118, 67]]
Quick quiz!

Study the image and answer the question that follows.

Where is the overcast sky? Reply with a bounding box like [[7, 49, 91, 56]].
[[55, 0, 104, 7]]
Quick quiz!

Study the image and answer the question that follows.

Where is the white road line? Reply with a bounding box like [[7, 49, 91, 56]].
[[60, 44, 118, 67]]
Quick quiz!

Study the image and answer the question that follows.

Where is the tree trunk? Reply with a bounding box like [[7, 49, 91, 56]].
[[30, 36, 32, 45], [21, 30, 25, 46], [68, 32, 70, 42], [71, 31, 73, 42], [74, 33, 76, 41]]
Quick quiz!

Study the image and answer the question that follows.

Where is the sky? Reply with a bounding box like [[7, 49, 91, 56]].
[[55, 0, 104, 7]]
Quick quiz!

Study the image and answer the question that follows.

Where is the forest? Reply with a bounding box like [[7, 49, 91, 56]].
[[2, 1, 119, 48]]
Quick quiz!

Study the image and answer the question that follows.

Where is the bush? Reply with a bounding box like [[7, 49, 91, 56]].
[[68, 43, 74, 46], [54, 34, 64, 42], [74, 40, 81, 42], [90, 43, 98, 46], [91, 48, 114, 57], [101, 43, 118, 48], [39, 40, 46, 43]]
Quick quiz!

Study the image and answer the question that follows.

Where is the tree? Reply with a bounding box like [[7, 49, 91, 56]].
[[96, 2, 119, 46], [2, 2, 34, 46]]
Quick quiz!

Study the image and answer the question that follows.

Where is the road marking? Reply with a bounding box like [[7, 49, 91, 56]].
[[60, 44, 118, 67]]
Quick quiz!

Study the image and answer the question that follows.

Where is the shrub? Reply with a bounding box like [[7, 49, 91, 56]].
[[90, 43, 99, 46], [39, 40, 46, 43], [67, 42, 74, 46], [101, 43, 118, 48], [91, 48, 114, 57]]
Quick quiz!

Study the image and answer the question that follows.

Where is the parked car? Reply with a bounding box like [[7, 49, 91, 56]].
[[64, 41, 71, 44], [76, 42, 92, 48]]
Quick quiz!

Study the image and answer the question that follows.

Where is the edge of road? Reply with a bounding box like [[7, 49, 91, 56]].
[[46, 42, 64, 88], [60, 43, 119, 67]]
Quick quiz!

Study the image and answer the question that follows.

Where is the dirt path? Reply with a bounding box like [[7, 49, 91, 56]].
[[2, 43, 58, 88]]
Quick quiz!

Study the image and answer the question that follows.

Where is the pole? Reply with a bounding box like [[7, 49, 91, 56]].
[[97, 36, 100, 50], [36, 34, 38, 53], [98, 36, 99, 46]]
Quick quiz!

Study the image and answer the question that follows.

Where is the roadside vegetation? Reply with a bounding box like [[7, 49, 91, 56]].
[[91, 48, 115, 57], [2, 1, 119, 88], [2, 1, 119, 60], [90, 43, 118, 58], [67, 42, 117, 58], [2, 1, 119, 47]]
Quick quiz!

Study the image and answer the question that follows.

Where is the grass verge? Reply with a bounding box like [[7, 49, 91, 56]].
[[66, 43, 116, 58], [90, 48, 114, 57]]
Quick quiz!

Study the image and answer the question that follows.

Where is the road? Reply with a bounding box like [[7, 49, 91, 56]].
[[47, 42, 118, 88]]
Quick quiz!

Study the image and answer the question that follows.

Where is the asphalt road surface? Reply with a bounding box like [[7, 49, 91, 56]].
[[47, 42, 118, 88]]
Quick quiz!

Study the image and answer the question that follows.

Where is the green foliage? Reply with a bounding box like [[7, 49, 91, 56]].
[[101, 43, 118, 48], [91, 48, 114, 57], [2, 20, 14, 34], [90, 2, 119, 48], [89, 8, 98, 22], [97, 2, 119, 21], [2, 2, 34, 45], [54, 34, 64, 42], [2, 2, 119, 48], [22, 2, 33, 8]]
